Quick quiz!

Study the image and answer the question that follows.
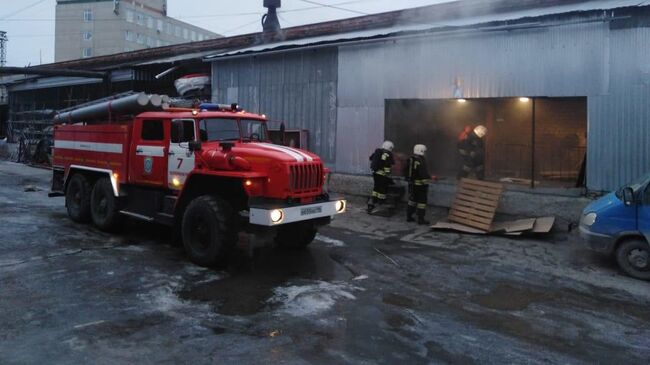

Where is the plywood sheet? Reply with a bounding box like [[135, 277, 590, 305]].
[[532, 217, 555, 233], [491, 219, 536, 233], [430, 222, 488, 234]]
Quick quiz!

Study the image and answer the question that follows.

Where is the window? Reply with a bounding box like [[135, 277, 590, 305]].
[[199, 118, 240, 142], [136, 12, 145, 26], [83, 31, 92, 41], [198, 34, 204, 41], [183, 28, 189, 39], [147, 16, 154, 29], [191, 30, 196, 41], [83, 9, 93, 22], [126, 10, 134, 23], [174, 25, 181, 37], [136, 33, 145, 44], [125, 30, 134, 42], [240, 119, 268, 141], [166, 22, 173, 35], [171, 120, 196, 143], [141, 120, 164, 141], [156, 39, 162, 47], [82, 47, 92, 58], [146, 37, 154, 47], [157, 19, 163, 32]]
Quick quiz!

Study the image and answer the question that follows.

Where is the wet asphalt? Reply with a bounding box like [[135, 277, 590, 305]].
[[1, 161, 649, 364]]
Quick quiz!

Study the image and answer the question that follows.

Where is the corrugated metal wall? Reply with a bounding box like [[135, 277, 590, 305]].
[[211, 16, 650, 191], [212, 49, 338, 163], [336, 21, 610, 183]]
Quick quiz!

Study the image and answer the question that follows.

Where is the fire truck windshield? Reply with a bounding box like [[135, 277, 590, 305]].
[[199, 118, 268, 142]]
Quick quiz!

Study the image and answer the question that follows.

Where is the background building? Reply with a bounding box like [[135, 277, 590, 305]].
[[55, 0, 220, 62], [5, 0, 650, 193]]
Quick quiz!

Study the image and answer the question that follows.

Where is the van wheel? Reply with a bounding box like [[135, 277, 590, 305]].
[[66, 173, 91, 223], [90, 177, 123, 231], [182, 196, 237, 266], [616, 239, 650, 280], [275, 221, 317, 249]]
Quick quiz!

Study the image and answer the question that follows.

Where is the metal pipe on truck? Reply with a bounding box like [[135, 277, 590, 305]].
[[53, 93, 166, 124]]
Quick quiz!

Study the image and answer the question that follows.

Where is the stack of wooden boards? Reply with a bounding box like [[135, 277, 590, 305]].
[[431, 178, 555, 235]]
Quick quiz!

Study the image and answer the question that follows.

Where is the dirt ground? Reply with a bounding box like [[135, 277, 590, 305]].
[[1, 161, 648, 364]]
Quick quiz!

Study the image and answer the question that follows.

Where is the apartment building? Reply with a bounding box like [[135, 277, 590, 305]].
[[55, 0, 220, 62]]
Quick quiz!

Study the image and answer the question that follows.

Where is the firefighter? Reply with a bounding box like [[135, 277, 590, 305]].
[[367, 140, 395, 213], [457, 125, 487, 180], [405, 144, 430, 225]]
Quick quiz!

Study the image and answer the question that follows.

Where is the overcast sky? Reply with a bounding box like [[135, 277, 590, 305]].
[[1, 0, 453, 67]]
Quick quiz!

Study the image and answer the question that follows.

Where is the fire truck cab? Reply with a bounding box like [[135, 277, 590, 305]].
[[50, 99, 346, 266]]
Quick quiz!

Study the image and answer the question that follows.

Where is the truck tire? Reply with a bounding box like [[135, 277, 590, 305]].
[[182, 195, 237, 266], [90, 177, 123, 231], [275, 221, 317, 249], [65, 173, 91, 223], [616, 239, 650, 280]]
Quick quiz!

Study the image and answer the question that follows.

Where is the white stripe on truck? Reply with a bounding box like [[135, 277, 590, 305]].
[[258, 143, 305, 162], [55, 140, 123, 154]]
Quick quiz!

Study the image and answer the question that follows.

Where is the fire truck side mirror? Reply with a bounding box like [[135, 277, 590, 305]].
[[188, 140, 202, 152]]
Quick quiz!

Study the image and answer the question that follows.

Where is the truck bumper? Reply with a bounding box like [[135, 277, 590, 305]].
[[249, 198, 346, 227], [579, 225, 615, 255]]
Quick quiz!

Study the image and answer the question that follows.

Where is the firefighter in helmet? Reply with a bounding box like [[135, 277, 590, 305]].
[[458, 125, 487, 180], [367, 140, 395, 213], [405, 144, 430, 225]]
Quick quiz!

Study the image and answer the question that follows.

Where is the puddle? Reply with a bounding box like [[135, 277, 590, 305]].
[[179, 247, 337, 316], [470, 284, 556, 311]]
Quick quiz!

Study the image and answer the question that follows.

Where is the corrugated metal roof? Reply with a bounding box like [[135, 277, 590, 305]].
[[206, 0, 642, 60]]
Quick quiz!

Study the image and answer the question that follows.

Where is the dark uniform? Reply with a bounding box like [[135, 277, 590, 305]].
[[457, 131, 485, 180], [367, 148, 394, 212], [405, 155, 430, 224]]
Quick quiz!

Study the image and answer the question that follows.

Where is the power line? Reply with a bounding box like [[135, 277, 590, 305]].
[[296, 0, 368, 15], [0, 0, 50, 20]]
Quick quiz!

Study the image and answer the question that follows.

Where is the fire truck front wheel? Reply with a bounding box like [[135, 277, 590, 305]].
[[182, 195, 237, 267], [90, 177, 123, 231], [65, 173, 92, 223]]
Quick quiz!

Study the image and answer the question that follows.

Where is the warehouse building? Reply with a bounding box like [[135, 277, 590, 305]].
[[207, 0, 650, 192], [3, 0, 650, 192]]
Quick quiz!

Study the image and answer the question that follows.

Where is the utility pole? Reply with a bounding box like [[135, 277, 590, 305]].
[[0, 31, 7, 67]]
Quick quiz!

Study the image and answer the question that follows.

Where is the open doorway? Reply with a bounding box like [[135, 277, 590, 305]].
[[385, 97, 587, 188]]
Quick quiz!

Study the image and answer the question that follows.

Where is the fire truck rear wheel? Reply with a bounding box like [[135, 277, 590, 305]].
[[65, 173, 92, 223], [275, 221, 317, 249], [90, 177, 123, 231], [182, 195, 237, 267]]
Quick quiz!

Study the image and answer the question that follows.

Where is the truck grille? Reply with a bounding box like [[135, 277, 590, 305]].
[[289, 163, 323, 193]]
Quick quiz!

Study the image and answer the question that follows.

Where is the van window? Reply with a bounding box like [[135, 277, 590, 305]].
[[141, 120, 164, 141], [171, 120, 195, 143]]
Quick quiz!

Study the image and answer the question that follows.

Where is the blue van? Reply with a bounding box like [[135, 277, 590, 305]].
[[580, 173, 650, 280]]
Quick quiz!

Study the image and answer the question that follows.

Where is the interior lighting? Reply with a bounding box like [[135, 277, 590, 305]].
[[457, 98, 467, 103], [519, 97, 530, 103]]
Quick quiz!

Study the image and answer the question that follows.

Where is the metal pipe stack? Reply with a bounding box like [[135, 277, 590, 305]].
[[53, 93, 168, 124]]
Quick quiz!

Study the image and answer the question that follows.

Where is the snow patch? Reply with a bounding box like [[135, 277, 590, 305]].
[[268, 281, 361, 317], [315, 234, 346, 247]]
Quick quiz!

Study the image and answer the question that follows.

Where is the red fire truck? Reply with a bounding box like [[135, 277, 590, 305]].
[[49, 93, 346, 266]]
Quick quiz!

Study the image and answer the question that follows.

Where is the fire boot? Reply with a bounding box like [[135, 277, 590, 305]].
[[406, 204, 416, 222], [417, 209, 430, 225]]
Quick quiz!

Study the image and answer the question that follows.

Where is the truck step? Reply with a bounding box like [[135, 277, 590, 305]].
[[119, 210, 154, 222]]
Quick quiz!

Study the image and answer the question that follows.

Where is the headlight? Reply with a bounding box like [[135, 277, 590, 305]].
[[335, 200, 346, 212], [270, 209, 284, 223], [582, 212, 597, 227]]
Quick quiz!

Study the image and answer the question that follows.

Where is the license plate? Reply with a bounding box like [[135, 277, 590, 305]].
[[301, 206, 322, 216]]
